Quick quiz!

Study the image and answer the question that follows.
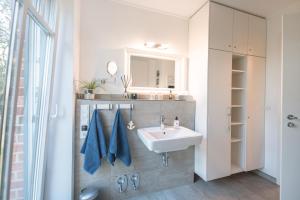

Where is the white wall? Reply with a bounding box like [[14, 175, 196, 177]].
[[263, 1, 300, 183], [79, 0, 188, 93], [44, 0, 75, 199], [44, 1, 187, 198]]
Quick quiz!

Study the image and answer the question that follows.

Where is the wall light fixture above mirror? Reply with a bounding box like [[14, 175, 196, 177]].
[[144, 42, 169, 50], [125, 48, 188, 93]]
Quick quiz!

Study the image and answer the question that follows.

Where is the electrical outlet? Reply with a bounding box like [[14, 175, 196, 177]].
[[80, 105, 90, 139]]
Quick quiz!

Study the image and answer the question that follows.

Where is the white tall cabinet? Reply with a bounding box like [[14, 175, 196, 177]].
[[189, 2, 266, 181]]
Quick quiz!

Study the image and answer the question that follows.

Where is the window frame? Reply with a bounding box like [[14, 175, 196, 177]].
[[0, 0, 59, 199], [0, 1, 26, 199]]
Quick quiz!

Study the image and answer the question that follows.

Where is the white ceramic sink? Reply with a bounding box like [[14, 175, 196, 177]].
[[137, 126, 202, 153]]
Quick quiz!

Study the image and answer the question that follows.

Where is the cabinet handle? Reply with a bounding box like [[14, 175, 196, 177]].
[[249, 48, 252, 51], [234, 45, 237, 48], [228, 44, 232, 47]]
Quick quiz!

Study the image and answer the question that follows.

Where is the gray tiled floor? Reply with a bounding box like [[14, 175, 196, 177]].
[[127, 173, 279, 200]]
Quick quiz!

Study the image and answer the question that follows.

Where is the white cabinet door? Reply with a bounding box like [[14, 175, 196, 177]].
[[233, 11, 249, 54], [246, 56, 266, 171], [248, 16, 266, 57], [209, 2, 233, 52], [207, 49, 232, 180]]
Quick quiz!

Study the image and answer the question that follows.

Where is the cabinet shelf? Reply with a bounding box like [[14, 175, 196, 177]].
[[231, 55, 247, 178], [231, 122, 245, 126], [232, 87, 245, 90], [231, 164, 243, 174], [231, 105, 243, 108], [232, 69, 245, 73], [231, 138, 242, 143]]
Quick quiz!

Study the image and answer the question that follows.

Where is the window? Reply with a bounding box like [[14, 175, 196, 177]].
[[0, 0, 14, 134], [24, 15, 55, 199], [0, 0, 58, 199], [0, 1, 24, 199]]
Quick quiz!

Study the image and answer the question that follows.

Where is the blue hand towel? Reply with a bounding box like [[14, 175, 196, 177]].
[[80, 110, 107, 174], [108, 109, 132, 166]]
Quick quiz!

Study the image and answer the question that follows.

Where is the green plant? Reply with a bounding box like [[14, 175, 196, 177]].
[[79, 79, 101, 90]]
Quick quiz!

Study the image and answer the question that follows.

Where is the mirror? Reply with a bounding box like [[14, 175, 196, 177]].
[[107, 61, 118, 76], [130, 56, 175, 88]]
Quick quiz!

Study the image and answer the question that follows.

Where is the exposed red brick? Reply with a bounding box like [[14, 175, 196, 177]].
[[12, 154, 17, 163], [16, 171, 24, 180], [17, 88, 24, 96], [10, 54, 25, 200], [16, 153, 24, 162], [17, 189, 24, 197], [9, 191, 17, 199], [10, 172, 17, 180], [18, 79, 24, 88], [10, 181, 23, 189], [12, 144, 23, 152], [14, 126, 23, 134], [14, 135, 23, 144], [16, 115, 24, 122], [18, 77, 24, 85], [16, 107, 24, 115], [11, 163, 23, 171]]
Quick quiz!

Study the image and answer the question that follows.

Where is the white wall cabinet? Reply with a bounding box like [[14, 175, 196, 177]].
[[209, 2, 266, 57], [233, 11, 249, 54], [189, 2, 266, 181], [209, 3, 233, 52], [248, 16, 267, 57]]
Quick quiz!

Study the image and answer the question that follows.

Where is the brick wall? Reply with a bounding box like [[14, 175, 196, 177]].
[[9, 69, 24, 200]]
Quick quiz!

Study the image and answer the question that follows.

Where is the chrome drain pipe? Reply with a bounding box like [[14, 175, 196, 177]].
[[161, 152, 169, 167]]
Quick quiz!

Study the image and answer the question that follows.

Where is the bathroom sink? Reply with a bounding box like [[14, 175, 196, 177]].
[[137, 126, 202, 153]]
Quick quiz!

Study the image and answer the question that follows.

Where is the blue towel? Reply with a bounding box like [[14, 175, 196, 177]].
[[80, 110, 107, 174], [108, 109, 132, 166]]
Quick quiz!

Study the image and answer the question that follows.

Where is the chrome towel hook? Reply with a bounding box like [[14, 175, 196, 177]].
[[127, 105, 135, 130]]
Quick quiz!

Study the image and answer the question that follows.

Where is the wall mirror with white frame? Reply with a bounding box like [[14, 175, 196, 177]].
[[125, 48, 188, 93]]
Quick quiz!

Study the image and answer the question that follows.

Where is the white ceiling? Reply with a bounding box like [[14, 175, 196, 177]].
[[111, 0, 206, 19], [111, 0, 299, 19], [215, 0, 299, 17]]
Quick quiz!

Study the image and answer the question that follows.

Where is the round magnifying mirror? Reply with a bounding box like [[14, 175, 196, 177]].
[[107, 61, 118, 76]]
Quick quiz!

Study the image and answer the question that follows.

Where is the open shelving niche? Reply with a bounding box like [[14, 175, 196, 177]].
[[231, 55, 247, 174]]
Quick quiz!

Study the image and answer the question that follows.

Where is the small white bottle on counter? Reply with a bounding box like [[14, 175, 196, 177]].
[[174, 116, 180, 128]]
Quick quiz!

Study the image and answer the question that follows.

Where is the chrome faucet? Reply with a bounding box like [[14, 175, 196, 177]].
[[160, 115, 165, 131]]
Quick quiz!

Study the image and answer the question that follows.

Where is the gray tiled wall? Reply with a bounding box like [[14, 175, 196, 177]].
[[75, 100, 196, 200]]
